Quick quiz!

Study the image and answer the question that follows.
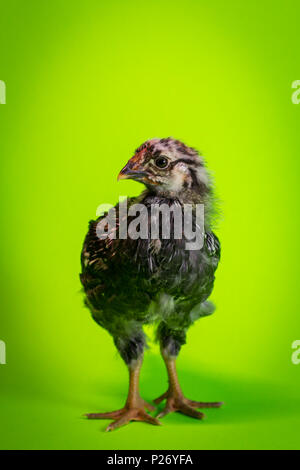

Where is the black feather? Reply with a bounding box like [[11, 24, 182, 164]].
[[80, 192, 220, 364]]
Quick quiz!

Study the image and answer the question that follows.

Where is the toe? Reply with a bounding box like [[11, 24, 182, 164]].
[[143, 401, 156, 412], [187, 400, 223, 409], [153, 391, 168, 405], [106, 414, 131, 431], [85, 410, 123, 420], [104, 408, 162, 431], [138, 411, 162, 426], [157, 406, 173, 419], [178, 403, 206, 419]]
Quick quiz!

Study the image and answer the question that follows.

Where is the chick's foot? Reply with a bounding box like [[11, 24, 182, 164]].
[[154, 390, 223, 419], [85, 400, 161, 431]]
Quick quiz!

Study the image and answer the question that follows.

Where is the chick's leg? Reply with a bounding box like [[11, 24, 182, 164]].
[[85, 331, 161, 431], [154, 324, 223, 419]]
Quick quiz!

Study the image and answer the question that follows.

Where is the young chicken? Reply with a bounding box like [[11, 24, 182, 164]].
[[80, 138, 222, 431]]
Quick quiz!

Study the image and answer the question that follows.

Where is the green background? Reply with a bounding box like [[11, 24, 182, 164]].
[[0, 0, 300, 450]]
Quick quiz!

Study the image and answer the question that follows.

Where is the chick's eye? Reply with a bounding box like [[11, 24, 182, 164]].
[[155, 156, 168, 169]]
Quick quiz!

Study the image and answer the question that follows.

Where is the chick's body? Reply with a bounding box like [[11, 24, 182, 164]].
[[80, 138, 222, 430]]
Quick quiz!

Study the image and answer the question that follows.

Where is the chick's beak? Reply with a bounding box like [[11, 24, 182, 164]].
[[117, 161, 147, 182], [117, 164, 131, 180]]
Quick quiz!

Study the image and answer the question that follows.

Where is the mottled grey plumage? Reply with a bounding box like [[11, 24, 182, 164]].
[[80, 138, 222, 430]]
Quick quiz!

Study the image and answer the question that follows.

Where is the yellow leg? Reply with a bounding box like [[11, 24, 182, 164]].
[[85, 357, 161, 431], [154, 350, 223, 420]]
